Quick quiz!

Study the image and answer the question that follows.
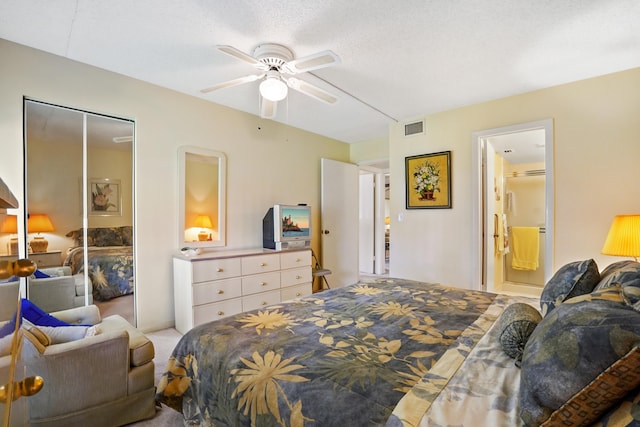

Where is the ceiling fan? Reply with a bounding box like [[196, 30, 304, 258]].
[[201, 43, 341, 118]]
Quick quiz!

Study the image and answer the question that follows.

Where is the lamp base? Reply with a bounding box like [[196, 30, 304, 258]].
[[29, 236, 48, 253], [198, 231, 209, 241], [8, 238, 18, 255]]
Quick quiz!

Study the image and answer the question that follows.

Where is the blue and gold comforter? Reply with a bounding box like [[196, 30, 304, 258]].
[[64, 246, 133, 301], [156, 278, 498, 426]]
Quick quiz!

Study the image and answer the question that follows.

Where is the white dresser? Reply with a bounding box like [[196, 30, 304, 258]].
[[173, 248, 312, 334]]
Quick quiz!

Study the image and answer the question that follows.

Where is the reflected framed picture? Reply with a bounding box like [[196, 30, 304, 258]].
[[405, 151, 452, 209], [89, 178, 122, 216]]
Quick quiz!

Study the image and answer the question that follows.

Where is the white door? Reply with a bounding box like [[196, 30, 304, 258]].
[[359, 174, 374, 274], [321, 158, 359, 288]]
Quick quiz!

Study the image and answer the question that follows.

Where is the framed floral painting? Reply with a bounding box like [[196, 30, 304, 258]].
[[405, 151, 451, 209], [89, 178, 122, 216]]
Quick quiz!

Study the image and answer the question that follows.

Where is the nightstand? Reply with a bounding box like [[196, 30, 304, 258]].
[[29, 250, 62, 268]]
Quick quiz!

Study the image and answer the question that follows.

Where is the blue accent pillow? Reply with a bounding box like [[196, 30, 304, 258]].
[[539, 259, 600, 317], [20, 299, 72, 327], [33, 269, 50, 279]]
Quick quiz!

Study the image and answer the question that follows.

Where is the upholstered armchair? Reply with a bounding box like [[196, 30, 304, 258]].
[[20, 304, 156, 427], [28, 266, 92, 313]]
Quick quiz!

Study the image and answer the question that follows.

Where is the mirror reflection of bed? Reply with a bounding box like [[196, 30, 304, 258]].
[[24, 100, 136, 325]]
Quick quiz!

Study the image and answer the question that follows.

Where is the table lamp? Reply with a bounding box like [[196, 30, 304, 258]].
[[0, 214, 18, 254], [194, 214, 213, 241], [27, 213, 54, 253], [601, 214, 640, 262]]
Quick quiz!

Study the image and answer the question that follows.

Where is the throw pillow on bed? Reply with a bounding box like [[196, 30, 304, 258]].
[[594, 260, 640, 310], [494, 303, 542, 367], [539, 259, 600, 317], [519, 286, 640, 426]]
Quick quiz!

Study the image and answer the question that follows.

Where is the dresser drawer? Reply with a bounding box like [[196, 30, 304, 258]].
[[242, 271, 281, 295], [280, 250, 311, 270], [242, 290, 281, 312], [241, 253, 280, 276], [281, 282, 312, 301], [192, 277, 242, 305], [281, 266, 312, 287], [193, 299, 243, 326], [192, 258, 241, 283]]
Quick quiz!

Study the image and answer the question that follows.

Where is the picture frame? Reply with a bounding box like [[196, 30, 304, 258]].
[[89, 178, 122, 216], [405, 151, 452, 209]]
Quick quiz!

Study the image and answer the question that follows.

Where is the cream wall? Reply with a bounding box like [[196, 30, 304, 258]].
[[0, 39, 349, 331], [388, 68, 640, 289]]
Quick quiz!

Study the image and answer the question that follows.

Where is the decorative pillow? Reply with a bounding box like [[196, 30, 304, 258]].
[[27, 323, 96, 344], [539, 259, 600, 317], [33, 269, 50, 279], [494, 303, 542, 367], [20, 299, 72, 327], [66, 226, 133, 247], [519, 292, 640, 426], [594, 261, 640, 310]]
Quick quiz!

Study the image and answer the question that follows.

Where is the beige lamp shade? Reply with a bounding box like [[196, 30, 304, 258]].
[[194, 214, 213, 228], [0, 215, 17, 233], [602, 214, 640, 261], [28, 214, 55, 233]]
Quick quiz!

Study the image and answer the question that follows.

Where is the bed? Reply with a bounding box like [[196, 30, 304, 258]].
[[156, 260, 640, 427], [64, 226, 134, 301]]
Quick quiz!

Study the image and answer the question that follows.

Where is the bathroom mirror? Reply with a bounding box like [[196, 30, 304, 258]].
[[178, 146, 226, 248]]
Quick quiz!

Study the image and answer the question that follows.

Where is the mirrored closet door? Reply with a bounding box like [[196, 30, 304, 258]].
[[24, 100, 136, 325]]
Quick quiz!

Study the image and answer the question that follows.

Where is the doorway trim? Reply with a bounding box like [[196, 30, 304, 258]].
[[471, 119, 554, 292]]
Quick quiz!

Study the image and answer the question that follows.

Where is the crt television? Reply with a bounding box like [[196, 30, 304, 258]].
[[263, 204, 311, 250]]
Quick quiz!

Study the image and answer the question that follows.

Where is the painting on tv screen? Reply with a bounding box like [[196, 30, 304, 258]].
[[281, 208, 310, 237]]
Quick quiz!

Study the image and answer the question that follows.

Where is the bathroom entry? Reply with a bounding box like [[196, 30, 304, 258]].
[[472, 119, 554, 296]]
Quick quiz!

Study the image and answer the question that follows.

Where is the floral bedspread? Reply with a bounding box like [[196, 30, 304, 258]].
[[156, 278, 499, 426], [64, 246, 134, 301]]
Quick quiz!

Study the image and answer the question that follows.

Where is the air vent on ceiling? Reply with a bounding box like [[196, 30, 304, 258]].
[[404, 120, 424, 137]]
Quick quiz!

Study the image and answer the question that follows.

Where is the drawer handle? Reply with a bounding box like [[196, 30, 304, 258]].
[[260, 282, 267, 286], [296, 275, 302, 279], [216, 268, 224, 272], [218, 290, 224, 294], [218, 311, 225, 316], [296, 258, 301, 262], [296, 292, 302, 296], [260, 262, 267, 267], [262, 301, 268, 306]]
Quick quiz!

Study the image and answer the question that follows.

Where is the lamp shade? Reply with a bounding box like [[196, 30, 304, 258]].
[[602, 214, 640, 260], [194, 214, 213, 229], [0, 215, 17, 233], [27, 213, 54, 233]]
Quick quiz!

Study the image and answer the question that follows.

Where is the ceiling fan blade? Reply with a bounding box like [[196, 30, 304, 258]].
[[287, 77, 338, 104], [260, 97, 278, 119], [283, 50, 340, 74], [216, 45, 269, 71], [200, 74, 263, 94]]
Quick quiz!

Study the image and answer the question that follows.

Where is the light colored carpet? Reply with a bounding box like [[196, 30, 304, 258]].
[[126, 328, 184, 426]]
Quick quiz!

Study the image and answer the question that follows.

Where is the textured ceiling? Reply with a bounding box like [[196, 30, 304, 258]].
[[1, 0, 639, 143]]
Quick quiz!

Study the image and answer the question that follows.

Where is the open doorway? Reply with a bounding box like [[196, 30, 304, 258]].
[[358, 160, 389, 277], [471, 119, 554, 295]]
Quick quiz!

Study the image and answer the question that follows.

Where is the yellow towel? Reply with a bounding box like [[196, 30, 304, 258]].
[[511, 227, 539, 271]]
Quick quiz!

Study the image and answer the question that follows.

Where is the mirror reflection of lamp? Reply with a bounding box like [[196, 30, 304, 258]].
[[27, 213, 54, 253], [602, 214, 640, 262], [0, 214, 18, 255], [194, 214, 213, 241]]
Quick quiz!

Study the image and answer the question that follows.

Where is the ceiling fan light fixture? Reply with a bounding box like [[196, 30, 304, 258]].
[[259, 71, 288, 102]]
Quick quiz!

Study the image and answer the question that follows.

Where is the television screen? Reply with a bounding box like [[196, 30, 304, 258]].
[[281, 206, 310, 238]]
